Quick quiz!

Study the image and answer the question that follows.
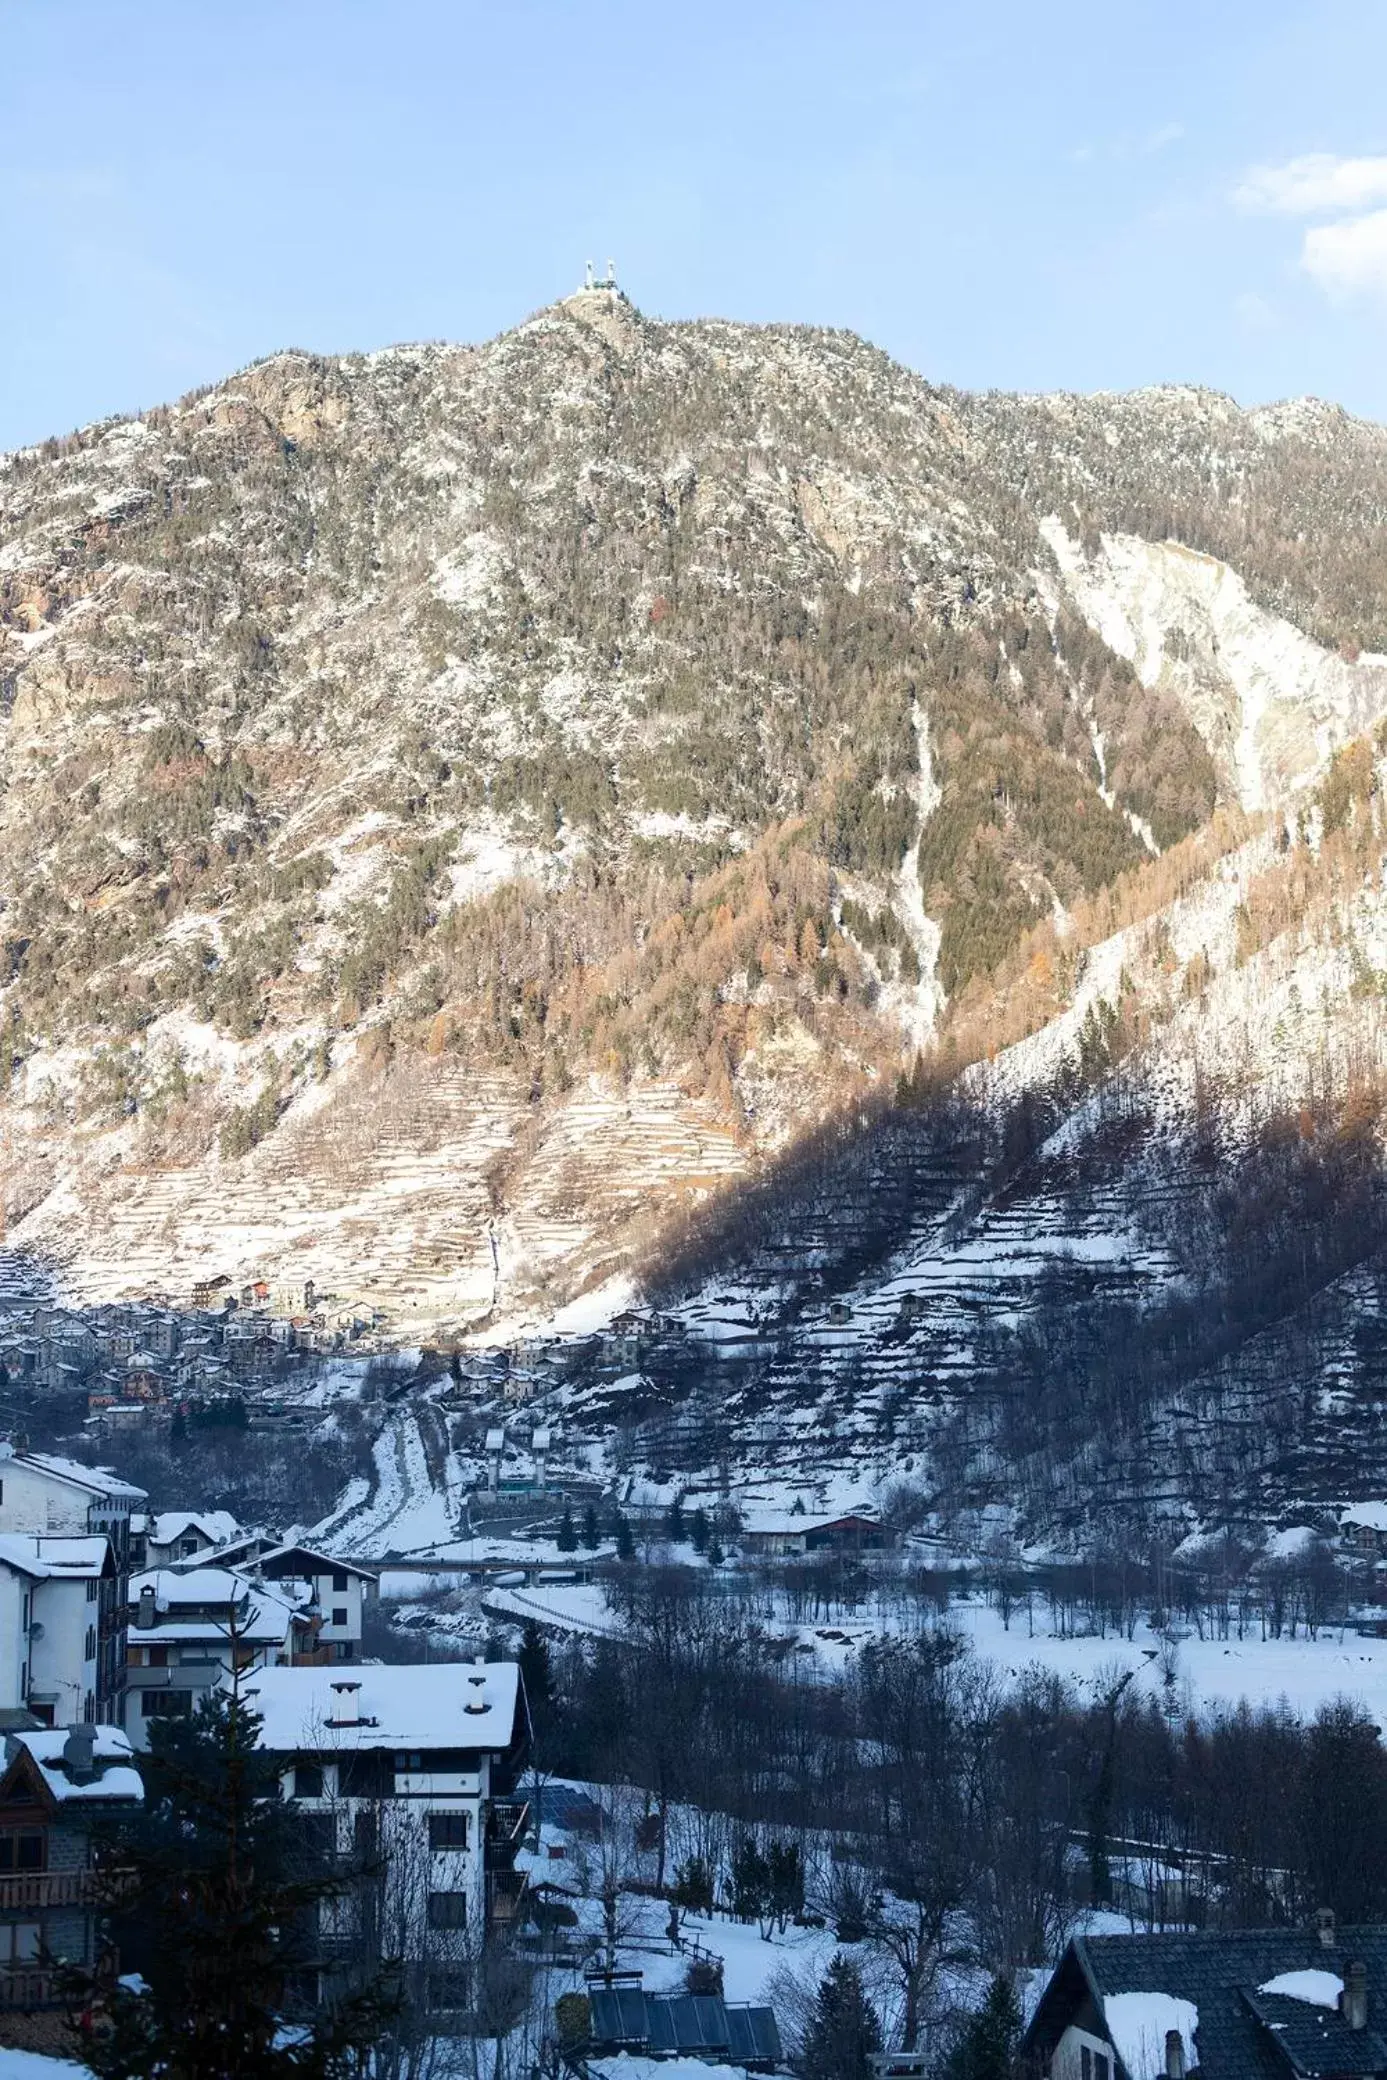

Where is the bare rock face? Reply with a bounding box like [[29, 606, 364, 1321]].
[[2, 298, 1387, 1333]]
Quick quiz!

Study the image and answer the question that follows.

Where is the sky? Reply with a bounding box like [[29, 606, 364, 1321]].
[[4, 0, 1387, 450]]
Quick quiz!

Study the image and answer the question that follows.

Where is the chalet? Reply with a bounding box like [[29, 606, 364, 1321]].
[[1340, 1505, 1387, 1558], [0, 1536, 117, 1727], [740, 1510, 887, 1559], [0, 1724, 142, 2016], [246, 1661, 530, 2014], [1025, 1924, 1387, 2080]]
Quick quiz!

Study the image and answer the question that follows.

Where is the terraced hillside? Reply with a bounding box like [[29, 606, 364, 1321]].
[[4, 281, 1387, 1335]]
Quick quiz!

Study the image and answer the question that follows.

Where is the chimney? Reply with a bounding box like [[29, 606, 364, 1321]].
[[1164, 2030, 1186, 2080], [329, 1680, 361, 1727], [63, 1725, 97, 1784], [137, 1584, 158, 1630], [1345, 1961, 1368, 2033], [1317, 1907, 1337, 1950]]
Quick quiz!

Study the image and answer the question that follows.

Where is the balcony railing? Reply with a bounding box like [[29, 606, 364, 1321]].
[[0, 1966, 60, 2009], [0, 1870, 92, 1911], [486, 1868, 528, 1924], [486, 1800, 530, 1853]]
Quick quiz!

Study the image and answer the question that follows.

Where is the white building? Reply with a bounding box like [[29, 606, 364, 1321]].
[[245, 1661, 530, 2013], [140, 1509, 242, 1570], [124, 1566, 307, 1749], [0, 1450, 146, 1720], [254, 1543, 376, 1663], [0, 1535, 114, 1726]]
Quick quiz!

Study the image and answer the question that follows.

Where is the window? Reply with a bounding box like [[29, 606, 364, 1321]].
[[140, 1689, 191, 1717], [427, 1891, 469, 1930], [331, 1607, 348, 1628], [1082, 2049, 1092, 2080], [293, 1764, 325, 1799], [1094, 2059, 1109, 2080], [85, 1627, 96, 1661], [332, 1572, 349, 1592], [395, 1753, 423, 1773], [147, 1646, 169, 1668], [86, 1578, 98, 1603], [0, 1832, 46, 1873], [428, 1966, 470, 2010], [0, 1922, 41, 1963], [429, 1813, 470, 1850]]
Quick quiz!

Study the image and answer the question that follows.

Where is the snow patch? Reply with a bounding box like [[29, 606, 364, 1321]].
[[1102, 1992, 1199, 2080]]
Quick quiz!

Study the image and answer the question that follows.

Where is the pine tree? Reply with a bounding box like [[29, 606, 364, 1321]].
[[73, 1674, 392, 2078], [802, 1955, 882, 2080], [557, 1503, 578, 1553], [941, 1975, 1022, 2080], [665, 1492, 686, 1543], [518, 1618, 555, 1742], [582, 1501, 600, 1549], [690, 1507, 710, 1554], [614, 1512, 636, 1561]]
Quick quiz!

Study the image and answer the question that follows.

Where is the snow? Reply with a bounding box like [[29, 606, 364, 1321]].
[[14, 1727, 142, 1806], [641, 1910, 841, 2006], [591, 2061, 746, 2080], [483, 1580, 621, 1636], [0, 2056, 91, 2079], [1101, 1992, 1199, 2080], [245, 1659, 520, 1751], [1342, 1502, 1387, 1531], [1257, 1970, 1344, 2009]]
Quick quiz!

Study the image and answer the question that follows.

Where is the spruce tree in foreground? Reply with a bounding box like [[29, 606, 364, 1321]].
[[73, 1674, 393, 2079], [802, 1954, 882, 2080], [941, 1974, 1022, 2080]]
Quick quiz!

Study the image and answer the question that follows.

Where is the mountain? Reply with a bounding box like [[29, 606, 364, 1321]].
[[4, 280, 1387, 1376]]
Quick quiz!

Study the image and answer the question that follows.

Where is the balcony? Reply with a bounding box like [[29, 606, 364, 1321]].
[[0, 1870, 93, 1911], [485, 1800, 530, 1855], [486, 1868, 528, 1925]]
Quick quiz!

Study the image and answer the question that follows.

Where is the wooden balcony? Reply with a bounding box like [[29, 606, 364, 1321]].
[[0, 1966, 60, 2009], [0, 1869, 92, 1911]]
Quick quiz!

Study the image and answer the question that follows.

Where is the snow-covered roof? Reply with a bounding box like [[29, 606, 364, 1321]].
[[149, 1509, 241, 1548], [129, 1567, 298, 1645], [1341, 1502, 1387, 1531], [3, 1449, 145, 1502], [0, 1533, 110, 1579], [256, 1542, 377, 1581], [1101, 1992, 1199, 2080], [1257, 1970, 1344, 2009], [740, 1508, 880, 1537], [246, 1660, 523, 1753], [6, 1726, 144, 1806]]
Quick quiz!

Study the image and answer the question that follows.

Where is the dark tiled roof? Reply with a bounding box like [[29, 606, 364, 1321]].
[[1027, 1931, 1387, 2080]]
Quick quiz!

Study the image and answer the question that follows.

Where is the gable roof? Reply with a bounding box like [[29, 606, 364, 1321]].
[[1027, 1932, 1387, 2080], [256, 1543, 377, 1582], [0, 1533, 112, 1580], [5, 1450, 146, 1503], [0, 1726, 143, 1809], [148, 1509, 242, 1548]]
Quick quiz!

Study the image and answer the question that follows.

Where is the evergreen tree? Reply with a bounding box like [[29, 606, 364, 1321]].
[[707, 1536, 724, 1566], [73, 1674, 392, 2078], [690, 1507, 710, 1554], [941, 1975, 1022, 2080], [556, 1502, 578, 1553], [665, 1492, 686, 1543], [802, 1955, 882, 2080], [614, 1512, 636, 1561], [582, 1501, 601, 1549], [731, 1834, 770, 1921], [518, 1618, 555, 1743]]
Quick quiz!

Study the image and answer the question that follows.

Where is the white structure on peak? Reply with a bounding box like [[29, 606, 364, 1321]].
[[581, 258, 619, 293]]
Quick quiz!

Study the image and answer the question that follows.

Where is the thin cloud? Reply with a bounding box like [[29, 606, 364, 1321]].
[[1235, 152, 1387, 215], [1303, 207, 1387, 298]]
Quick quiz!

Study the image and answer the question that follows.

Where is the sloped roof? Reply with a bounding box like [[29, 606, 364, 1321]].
[[149, 1509, 242, 1548], [2, 1727, 143, 1807], [0, 1533, 111, 1579], [1028, 1931, 1387, 2080], [245, 1660, 524, 1753], [9, 1450, 146, 1502], [256, 1542, 377, 1582]]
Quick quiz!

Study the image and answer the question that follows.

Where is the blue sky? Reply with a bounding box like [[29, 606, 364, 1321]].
[[5, 0, 1387, 450]]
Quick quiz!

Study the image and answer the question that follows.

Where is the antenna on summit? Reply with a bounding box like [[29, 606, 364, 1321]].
[[606, 258, 615, 287], [584, 259, 595, 290]]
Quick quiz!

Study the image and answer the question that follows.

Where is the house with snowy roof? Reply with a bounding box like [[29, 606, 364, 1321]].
[[1339, 1504, 1387, 1558], [739, 1509, 887, 1558], [141, 1509, 243, 1570], [243, 1660, 530, 2015], [123, 1566, 309, 1748], [253, 1544, 377, 1664], [0, 1536, 119, 1729], [0, 1722, 143, 2014], [1025, 1923, 1387, 2080]]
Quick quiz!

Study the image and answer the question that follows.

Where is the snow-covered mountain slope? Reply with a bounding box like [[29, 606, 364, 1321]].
[[5, 289, 1387, 1333], [1041, 517, 1387, 811]]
